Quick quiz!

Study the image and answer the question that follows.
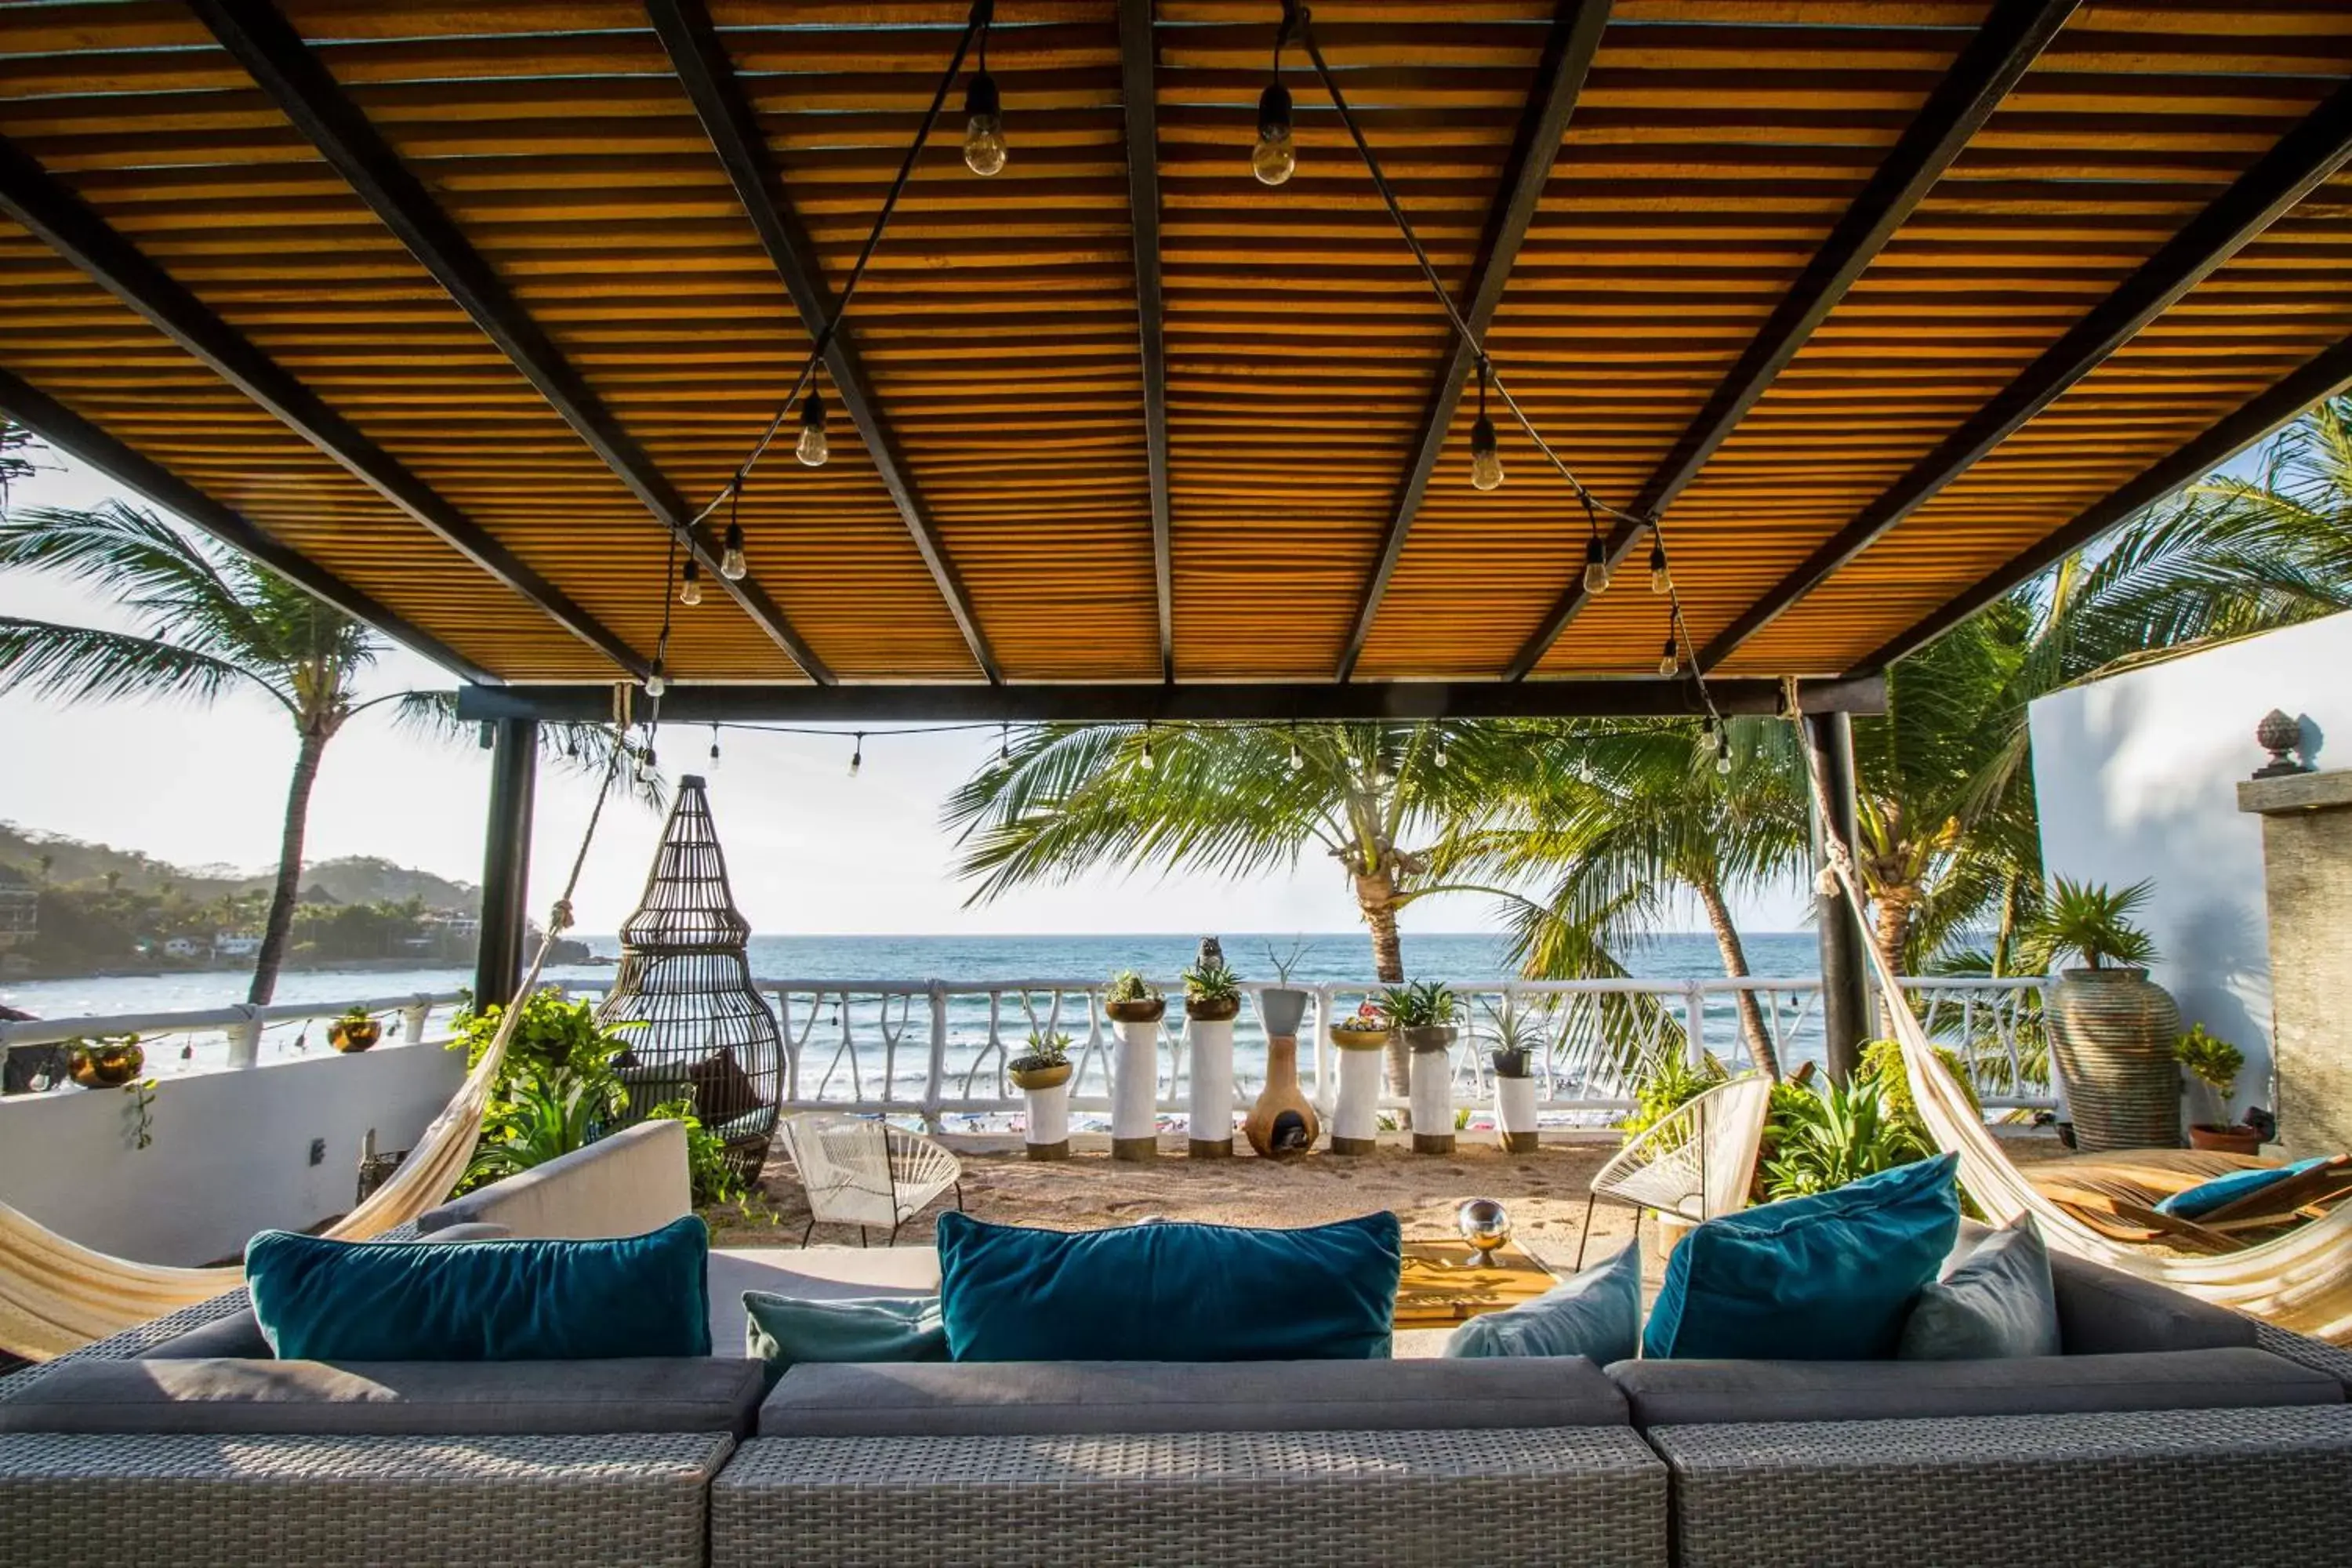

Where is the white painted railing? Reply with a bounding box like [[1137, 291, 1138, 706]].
[[0, 991, 470, 1082], [1, 975, 2053, 1127]]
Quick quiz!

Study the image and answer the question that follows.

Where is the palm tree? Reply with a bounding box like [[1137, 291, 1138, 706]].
[[944, 720, 1527, 1095], [1434, 716, 1810, 1076], [0, 500, 635, 1004], [0, 416, 31, 499]]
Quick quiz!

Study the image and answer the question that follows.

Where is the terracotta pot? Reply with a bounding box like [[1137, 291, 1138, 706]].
[[2047, 967, 2181, 1153], [1185, 995, 1241, 1023], [1104, 996, 1165, 1024], [1329, 1026, 1390, 1052], [328, 1018, 382, 1054], [68, 1041, 144, 1088], [1009, 1060, 1073, 1091], [2188, 1122, 2265, 1156]]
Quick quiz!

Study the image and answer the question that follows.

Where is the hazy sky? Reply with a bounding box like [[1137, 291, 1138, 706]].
[[1, 444, 1814, 937]]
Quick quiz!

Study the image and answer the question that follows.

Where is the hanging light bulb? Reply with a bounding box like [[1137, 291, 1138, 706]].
[[679, 557, 702, 606], [1287, 731, 1304, 772], [644, 659, 666, 700], [636, 748, 659, 784], [1583, 532, 1610, 595], [1649, 538, 1672, 596], [1658, 632, 1679, 678], [1436, 736, 1450, 769], [849, 732, 864, 778], [1254, 81, 1296, 187], [796, 390, 829, 467], [1715, 727, 1733, 777], [709, 726, 722, 767], [720, 520, 747, 582], [1468, 361, 1503, 492], [1140, 721, 1156, 772], [1000, 723, 1011, 762], [963, 71, 1006, 177]]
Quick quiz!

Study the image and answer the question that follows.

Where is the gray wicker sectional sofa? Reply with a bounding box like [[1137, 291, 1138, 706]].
[[5, 1130, 2352, 1568]]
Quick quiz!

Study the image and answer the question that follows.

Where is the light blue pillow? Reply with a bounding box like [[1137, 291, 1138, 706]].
[[936, 1210, 1401, 1363], [247, 1215, 711, 1361], [1642, 1153, 1961, 1361], [743, 1292, 946, 1392], [2155, 1158, 2330, 1219], [1897, 1215, 2060, 1360], [1443, 1240, 1639, 1363]]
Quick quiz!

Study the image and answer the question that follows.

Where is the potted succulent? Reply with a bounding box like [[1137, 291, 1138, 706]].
[[2176, 1024, 2261, 1155], [1010, 1030, 1074, 1161], [1246, 940, 1319, 1160], [1484, 996, 1542, 1154], [1385, 979, 1461, 1154], [1327, 999, 1389, 1155], [1103, 969, 1166, 1025], [2038, 878, 2181, 1153], [1183, 939, 1242, 1157], [67, 1033, 145, 1088], [328, 1004, 383, 1054]]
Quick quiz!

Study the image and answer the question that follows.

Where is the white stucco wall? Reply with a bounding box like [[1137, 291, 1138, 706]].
[[0, 1040, 467, 1265], [2027, 609, 2350, 1120]]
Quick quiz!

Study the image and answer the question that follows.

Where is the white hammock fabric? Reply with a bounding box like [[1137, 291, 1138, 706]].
[[1796, 717, 2352, 1344], [0, 743, 626, 1361]]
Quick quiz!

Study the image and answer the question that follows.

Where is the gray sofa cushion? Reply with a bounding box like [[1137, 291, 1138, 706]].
[[2047, 1250, 2257, 1355], [0, 1356, 766, 1437], [760, 1356, 1629, 1438], [1606, 1346, 2339, 1428], [133, 1306, 270, 1362]]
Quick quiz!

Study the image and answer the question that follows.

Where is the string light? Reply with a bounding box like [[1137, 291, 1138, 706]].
[[1000, 722, 1011, 762], [1583, 532, 1610, 595], [1714, 725, 1734, 777], [678, 557, 702, 606], [644, 659, 666, 700], [1140, 721, 1156, 771], [1658, 618, 1679, 678], [1435, 733, 1450, 768], [1468, 360, 1503, 492], [795, 390, 829, 467], [637, 747, 659, 784], [849, 732, 865, 777], [709, 726, 722, 767], [962, 5, 1006, 177], [1253, 7, 1298, 187], [1287, 723, 1304, 772], [1649, 536, 1672, 596], [721, 482, 748, 581]]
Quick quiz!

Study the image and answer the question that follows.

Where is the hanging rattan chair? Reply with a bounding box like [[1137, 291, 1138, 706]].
[[595, 774, 783, 1184]]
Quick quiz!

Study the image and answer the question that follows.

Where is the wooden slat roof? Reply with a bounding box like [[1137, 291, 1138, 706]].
[[3, 0, 2350, 709]]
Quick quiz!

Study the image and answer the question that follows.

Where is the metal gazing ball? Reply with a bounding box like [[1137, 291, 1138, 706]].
[[1457, 1197, 1512, 1268]]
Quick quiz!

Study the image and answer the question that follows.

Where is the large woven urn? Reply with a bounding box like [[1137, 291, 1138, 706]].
[[2047, 967, 2182, 1153]]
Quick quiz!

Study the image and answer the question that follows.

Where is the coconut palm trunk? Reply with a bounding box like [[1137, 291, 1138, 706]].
[[249, 726, 328, 1005], [1356, 869, 1413, 1098], [1691, 866, 1780, 1079]]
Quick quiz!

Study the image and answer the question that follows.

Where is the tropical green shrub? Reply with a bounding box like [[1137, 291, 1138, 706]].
[[2031, 877, 2158, 970], [2174, 1023, 2243, 1098], [1619, 1047, 1726, 1139], [452, 985, 629, 1082], [644, 1099, 744, 1207], [1381, 978, 1458, 1028], [1858, 1036, 1979, 1131], [1758, 1076, 1929, 1202], [463, 1071, 621, 1192]]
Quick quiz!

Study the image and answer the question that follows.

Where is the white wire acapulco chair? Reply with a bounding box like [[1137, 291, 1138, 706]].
[[776, 1112, 965, 1247], [1577, 1073, 1774, 1269]]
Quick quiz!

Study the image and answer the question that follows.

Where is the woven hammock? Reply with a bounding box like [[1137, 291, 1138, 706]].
[[594, 775, 782, 1184], [1799, 727, 2352, 1344], [0, 745, 627, 1360]]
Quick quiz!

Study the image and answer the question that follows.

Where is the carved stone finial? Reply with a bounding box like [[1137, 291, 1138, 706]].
[[2254, 708, 2311, 779]]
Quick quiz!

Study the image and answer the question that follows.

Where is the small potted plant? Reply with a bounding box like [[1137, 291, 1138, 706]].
[[1484, 997, 1542, 1154], [1255, 938, 1312, 1039], [1009, 1030, 1074, 1161], [2176, 1024, 2260, 1154], [1181, 956, 1243, 1023], [1102, 969, 1166, 1024], [1182, 940, 1242, 1157], [1327, 1000, 1388, 1156], [67, 1033, 145, 1088], [1330, 998, 1391, 1053], [1384, 979, 1461, 1154], [2036, 878, 2181, 1153], [329, 1005, 383, 1054]]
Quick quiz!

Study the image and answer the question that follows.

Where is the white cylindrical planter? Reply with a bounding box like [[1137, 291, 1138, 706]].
[[1108, 1013, 1163, 1161], [1187, 1016, 1236, 1158], [1022, 1078, 1070, 1162], [1330, 1041, 1386, 1154], [1405, 1027, 1457, 1155], [1494, 1075, 1538, 1153]]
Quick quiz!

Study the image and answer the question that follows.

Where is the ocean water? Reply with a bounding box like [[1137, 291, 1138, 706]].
[[2, 930, 1827, 1084]]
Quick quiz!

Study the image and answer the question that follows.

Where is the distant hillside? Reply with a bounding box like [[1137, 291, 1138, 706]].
[[0, 823, 478, 912]]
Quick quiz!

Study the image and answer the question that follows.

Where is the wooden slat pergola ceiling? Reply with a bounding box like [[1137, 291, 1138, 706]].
[[4, 1, 2351, 706]]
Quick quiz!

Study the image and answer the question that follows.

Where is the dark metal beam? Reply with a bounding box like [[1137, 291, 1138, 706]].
[[1698, 74, 2352, 674], [0, 132, 651, 681], [1852, 332, 2352, 675], [1336, 0, 1611, 682], [1118, 0, 1174, 681], [0, 367, 496, 685], [457, 673, 1886, 727], [474, 717, 538, 1007], [1805, 710, 1869, 1084], [644, 0, 1001, 684], [189, 0, 833, 684], [1504, 0, 2080, 681]]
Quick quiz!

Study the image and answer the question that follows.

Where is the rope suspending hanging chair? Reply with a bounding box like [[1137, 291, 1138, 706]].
[[596, 775, 783, 1185]]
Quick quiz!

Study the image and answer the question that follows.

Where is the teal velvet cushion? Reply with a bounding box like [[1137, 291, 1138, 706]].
[[247, 1215, 711, 1360], [2155, 1158, 2332, 1219], [743, 1292, 946, 1392], [1642, 1153, 1961, 1361], [936, 1210, 1402, 1362], [1897, 1214, 2060, 1360], [1443, 1240, 1639, 1363]]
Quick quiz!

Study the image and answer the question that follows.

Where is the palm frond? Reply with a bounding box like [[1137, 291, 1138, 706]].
[[0, 616, 278, 711]]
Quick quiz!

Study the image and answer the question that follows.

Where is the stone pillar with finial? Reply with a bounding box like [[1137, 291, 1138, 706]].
[[2236, 706, 2347, 1160]]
